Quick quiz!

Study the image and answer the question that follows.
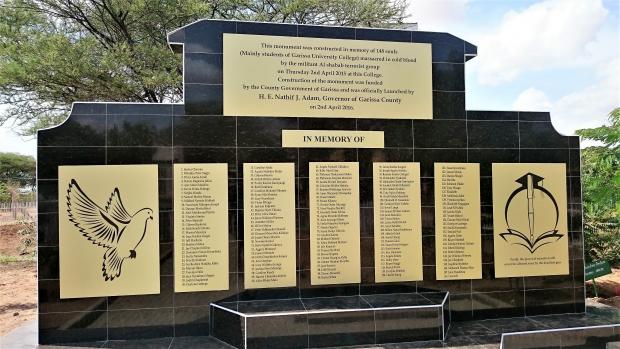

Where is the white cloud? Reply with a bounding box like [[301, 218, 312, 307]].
[[513, 87, 552, 111], [474, 0, 608, 85], [551, 56, 620, 135], [512, 56, 620, 136], [407, 0, 470, 32], [409, 0, 618, 140]]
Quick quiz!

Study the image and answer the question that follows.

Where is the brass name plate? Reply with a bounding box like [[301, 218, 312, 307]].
[[244, 163, 297, 288], [310, 162, 361, 285], [373, 162, 423, 282], [174, 163, 229, 292], [282, 130, 384, 148], [492, 163, 569, 278], [223, 34, 432, 119], [434, 163, 482, 280]]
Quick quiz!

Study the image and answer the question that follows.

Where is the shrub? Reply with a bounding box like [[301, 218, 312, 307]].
[[17, 220, 36, 256], [584, 223, 620, 264]]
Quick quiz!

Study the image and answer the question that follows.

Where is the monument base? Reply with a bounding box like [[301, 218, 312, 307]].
[[210, 292, 449, 348]]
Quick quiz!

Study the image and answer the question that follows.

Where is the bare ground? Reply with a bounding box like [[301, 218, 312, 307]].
[[585, 267, 620, 311], [586, 268, 620, 296], [0, 223, 36, 336]]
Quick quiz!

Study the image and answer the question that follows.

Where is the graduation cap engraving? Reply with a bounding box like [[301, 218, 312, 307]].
[[499, 173, 564, 253]]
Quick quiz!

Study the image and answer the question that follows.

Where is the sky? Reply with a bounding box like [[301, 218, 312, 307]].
[[408, 0, 620, 136], [1, 0, 618, 158], [0, 113, 37, 158]]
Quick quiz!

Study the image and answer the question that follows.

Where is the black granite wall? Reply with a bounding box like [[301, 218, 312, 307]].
[[36, 20, 584, 344]]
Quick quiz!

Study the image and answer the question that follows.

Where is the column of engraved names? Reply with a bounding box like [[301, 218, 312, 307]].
[[174, 164, 229, 291], [244, 163, 296, 288], [310, 162, 360, 285], [373, 163, 422, 282], [376, 164, 412, 279], [435, 163, 481, 280]]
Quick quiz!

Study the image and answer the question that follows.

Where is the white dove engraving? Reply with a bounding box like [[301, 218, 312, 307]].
[[66, 179, 154, 281]]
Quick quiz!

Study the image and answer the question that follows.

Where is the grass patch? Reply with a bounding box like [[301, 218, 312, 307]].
[[0, 253, 35, 265]]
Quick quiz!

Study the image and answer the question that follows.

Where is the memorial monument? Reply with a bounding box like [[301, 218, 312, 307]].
[[37, 19, 584, 347]]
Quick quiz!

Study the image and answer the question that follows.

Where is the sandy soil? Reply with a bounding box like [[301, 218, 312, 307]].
[[0, 223, 22, 255], [0, 224, 37, 336], [586, 268, 620, 297]]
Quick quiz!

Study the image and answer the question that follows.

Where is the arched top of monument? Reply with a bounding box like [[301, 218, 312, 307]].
[[38, 19, 578, 147], [166, 19, 477, 63]]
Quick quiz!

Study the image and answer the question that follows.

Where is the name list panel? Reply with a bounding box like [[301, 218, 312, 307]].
[[243, 163, 297, 289], [434, 163, 482, 280], [310, 162, 361, 285], [173, 163, 229, 292], [373, 163, 423, 282]]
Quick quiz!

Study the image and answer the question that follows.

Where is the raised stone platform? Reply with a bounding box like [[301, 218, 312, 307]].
[[4, 303, 620, 348], [210, 292, 449, 348]]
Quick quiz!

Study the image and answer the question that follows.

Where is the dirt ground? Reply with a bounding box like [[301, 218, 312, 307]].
[[586, 267, 620, 296], [0, 223, 37, 336], [0, 222, 24, 255]]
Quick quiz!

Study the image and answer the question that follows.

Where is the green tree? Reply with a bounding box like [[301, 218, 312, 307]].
[[577, 108, 620, 221], [577, 107, 620, 262], [0, 152, 36, 188], [0, 0, 407, 135], [0, 182, 11, 203]]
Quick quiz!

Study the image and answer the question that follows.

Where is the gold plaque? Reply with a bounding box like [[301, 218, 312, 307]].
[[373, 163, 423, 282], [58, 165, 159, 298], [310, 162, 361, 285], [492, 163, 569, 278], [434, 163, 482, 280], [223, 34, 432, 119], [174, 164, 229, 292], [244, 163, 297, 288], [282, 130, 384, 148]]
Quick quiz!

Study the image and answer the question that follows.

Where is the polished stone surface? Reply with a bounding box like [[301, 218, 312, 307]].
[[4, 304, 620, 348], [36, 101, 585, 343], [37, 19, 584, 345], [210, 293, 449, 348]]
